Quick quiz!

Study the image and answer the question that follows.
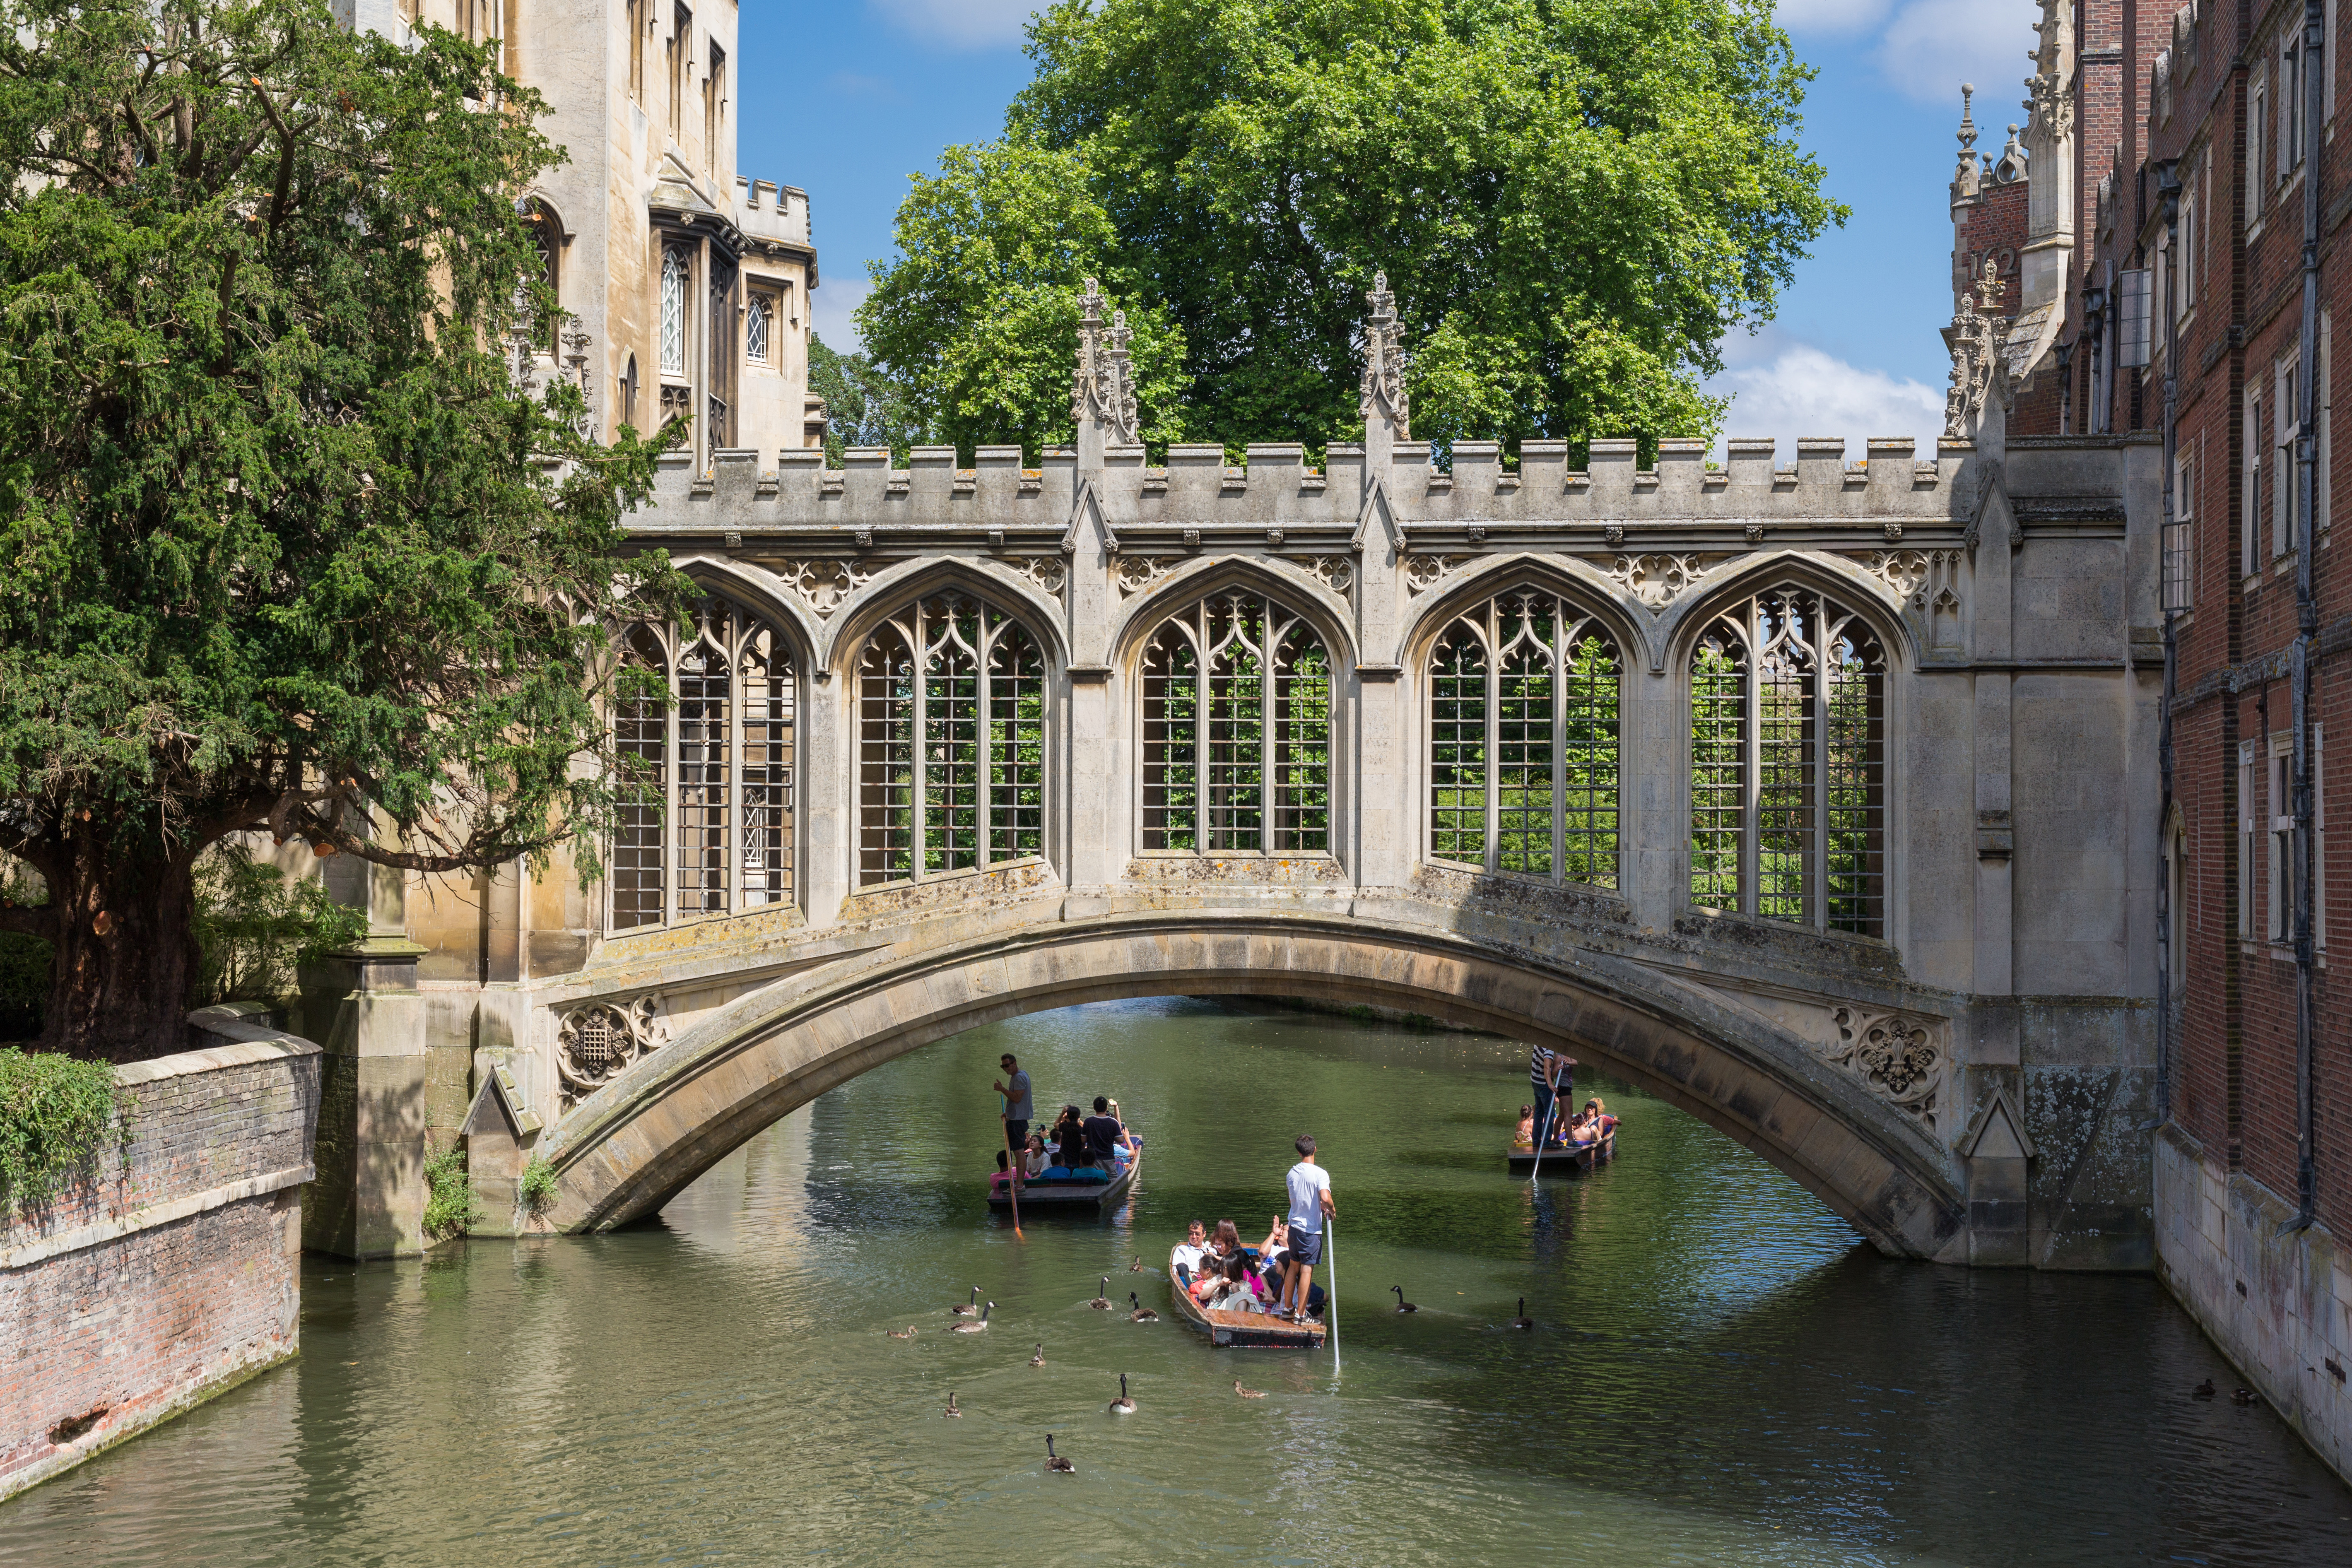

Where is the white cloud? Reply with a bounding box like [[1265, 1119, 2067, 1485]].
[[1707, 340, 1945, 460], [1874, 0, 2041, 108], [868, 0, 1041, 50], [811, 277, 870, 354]]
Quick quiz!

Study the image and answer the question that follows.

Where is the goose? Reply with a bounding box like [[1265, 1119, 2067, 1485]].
[[2232, 1387, 2258, 1406], [949, 1285, 982, 1317], [886, 1325, 917, 1339], [1109, 1373, 1136, 1414], [1510, 1297, 1534, 1330], [1129, 1292, 1159, 1322], [1089, 1277, 1113, 1310], [1045, 1433, 1075, 1473], [1030, 1343, 1046, 1367], [1392, 1286, 1418, 1314], [2192, 1379, 2216, 1399], [1233, 1379, 1265, 1399], [1130, 1255, 1145, 1272], [944, 1392, 962, 1418], [949, 1302, 995, 1333]]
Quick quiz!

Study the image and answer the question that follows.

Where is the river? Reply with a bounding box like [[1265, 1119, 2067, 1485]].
[[5, 997, 2350, 1566]]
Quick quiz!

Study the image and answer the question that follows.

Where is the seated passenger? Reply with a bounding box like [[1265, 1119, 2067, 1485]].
[[1566, 1110, 1600, 1147], [1584, 1098, 1619, 1137], [1514, 1104, 1535, 1150], [1024, 1134, 1051, 1178], [1082, 1097, 1125, 1167], [1211, 1219, 1244, 1264], [1211, 1256, 1264, 1313], [1172, 1220, 1210, 1286]]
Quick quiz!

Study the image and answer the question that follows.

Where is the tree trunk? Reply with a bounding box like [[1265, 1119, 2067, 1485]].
[[38, 846, 202, 1064]]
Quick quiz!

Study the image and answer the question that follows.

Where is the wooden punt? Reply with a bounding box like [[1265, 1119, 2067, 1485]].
[[986, 1144, 1142, 1211], [1164, 1244, 1327, 1349], [1506, 1130, 1617, 1177]]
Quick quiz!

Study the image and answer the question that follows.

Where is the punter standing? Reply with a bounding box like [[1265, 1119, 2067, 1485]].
[[993, 1053, 1033, 1151], [1276, 1134, 1335, 1320], [1530, 1043, 1576, 1148]]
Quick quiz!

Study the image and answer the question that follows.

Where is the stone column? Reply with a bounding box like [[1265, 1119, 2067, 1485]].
[[300, 935, 430, 1258], [1352, 274, 1411, 891], [1065, 281, 1131, 895]]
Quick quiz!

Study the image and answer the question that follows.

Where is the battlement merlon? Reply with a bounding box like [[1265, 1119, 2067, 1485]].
[[733, 178, 814, 275]]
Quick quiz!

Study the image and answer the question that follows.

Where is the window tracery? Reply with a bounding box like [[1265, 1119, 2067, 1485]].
[[1140, 591, 1331, 854], [1688, 586, 1887, 937], [856, 593, 1047, 885], [659, 246, 688, 376], [1425, 588, 1621, 886]]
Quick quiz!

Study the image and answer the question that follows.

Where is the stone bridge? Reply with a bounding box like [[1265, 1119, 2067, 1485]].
[[302, 285, 2162, 1269]]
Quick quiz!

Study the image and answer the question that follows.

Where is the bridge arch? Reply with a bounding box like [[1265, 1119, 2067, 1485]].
[[537, 911, 1968, 1261]]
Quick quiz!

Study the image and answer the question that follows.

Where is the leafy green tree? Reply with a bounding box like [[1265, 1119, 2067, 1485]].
[[0, 0, 687, 1062], [807, 331, 921, 463], [856, 139, 1191, 460], [865, 0, 1841, 456]]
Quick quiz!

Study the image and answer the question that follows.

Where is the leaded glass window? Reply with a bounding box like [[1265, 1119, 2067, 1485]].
[[1424, 589, 1620, 887], [1687, 586, 1886, 937], [610, 593, 796, 929], [745, 293, 770, 364], [659, 246, 688, 375], [857, 593, 1048, 885], [1140, 591, 1331, 854]]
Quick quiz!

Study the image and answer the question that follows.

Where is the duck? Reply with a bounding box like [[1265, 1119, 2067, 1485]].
[[1129, 1291, 1159, 1322], [949, 1302, 994, 1333], [1392, 1286, 1418, 1314], [1089, 1277, 1113, 1310], [1109, 1373, 1136, 1414], [1030, 1343, 1046, 1367], [1510, 1296, 1534, 1330], [949, 1285, 982, 1317], [886, 1325, 917, 1339], [2232, 1387, 2259, 1406], [944, 1392, 961, 1418], [2192, 1379, 2216, 1399], [1045, 1433, 1075, 1473], [1234, 1379, 1265, 1398]]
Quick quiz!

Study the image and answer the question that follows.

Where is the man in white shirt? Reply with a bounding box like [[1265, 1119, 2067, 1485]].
[[1276, 1134, 1335, 1320], [1171, 1219, 1210, 1289]]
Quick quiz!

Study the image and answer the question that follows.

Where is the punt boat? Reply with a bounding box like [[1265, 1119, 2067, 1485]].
[[1164, 1243, 1327, 1349], [1506, 1129, 1617, 1177], [986, 1143, 1142, 1212]]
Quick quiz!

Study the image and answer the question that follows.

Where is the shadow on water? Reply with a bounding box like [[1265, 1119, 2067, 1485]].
[[4, 995, 2350, 1568]]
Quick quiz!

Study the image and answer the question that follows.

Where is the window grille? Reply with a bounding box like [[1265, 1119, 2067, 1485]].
[[660, 247, 688, 376], [1141, 591, 1331, 854], [746, 294, 770, 364], [1687, 586, 1887, 938], [1424, 589, 1620, 887], [856, 593, 1047, 885], [2117, 268, 2152, 368], [611, 594, 795, 930]]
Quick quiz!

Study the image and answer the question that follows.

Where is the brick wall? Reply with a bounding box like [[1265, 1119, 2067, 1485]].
[[0, 1009, 320, 1501]]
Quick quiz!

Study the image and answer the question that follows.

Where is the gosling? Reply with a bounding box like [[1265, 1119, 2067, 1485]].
[[886, 1325, 917, 1339], [1045, 1433, 1075, 1473], [1089, 1277, 1113, 1310], [1129, 1292, 1159, 1322], [949, 1285, 982, 1317], [949, 1302, 995, 1333], [1030, 1343, 1046, 1367], [1234, 1379, 1265, 1398], [1391, 1286, 1418, 1314], [1109, 1373, 1136, 1414]]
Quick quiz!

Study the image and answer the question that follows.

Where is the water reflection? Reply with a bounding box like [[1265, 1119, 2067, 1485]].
[[4, 997, 2349, 1567]]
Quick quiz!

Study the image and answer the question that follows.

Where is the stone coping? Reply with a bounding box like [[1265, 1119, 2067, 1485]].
[[0, 1163, 313, 1271], [124, 1009, 323, 1086]]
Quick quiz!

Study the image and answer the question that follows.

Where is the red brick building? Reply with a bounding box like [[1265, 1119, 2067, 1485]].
[[1975, 0, 2352, 1476]]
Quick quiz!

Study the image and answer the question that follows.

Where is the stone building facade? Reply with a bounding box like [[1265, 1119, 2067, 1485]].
[[1977, 0, 2352, 1482]]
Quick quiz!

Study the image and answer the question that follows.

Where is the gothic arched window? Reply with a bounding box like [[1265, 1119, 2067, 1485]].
[[1426, 588, 1621, 887], [610, 593, 797, 929], [1140, 591, 1331, 854], [857, 593, 1048, 885], [659, 246, 689, 376], [1688, 586, 1887, 937]]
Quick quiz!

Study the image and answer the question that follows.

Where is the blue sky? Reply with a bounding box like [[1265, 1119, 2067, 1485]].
[[739, 0, 2040, 457]]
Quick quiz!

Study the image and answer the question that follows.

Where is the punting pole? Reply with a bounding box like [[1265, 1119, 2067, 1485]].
[[1528, 1092, 1560, 1183], [1324, 1218, 1340, 1378], [1000, 1114, 1024, 1240]]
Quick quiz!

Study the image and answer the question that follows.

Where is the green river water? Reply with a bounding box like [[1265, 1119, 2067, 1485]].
[[5, 997, 2352, 1566]]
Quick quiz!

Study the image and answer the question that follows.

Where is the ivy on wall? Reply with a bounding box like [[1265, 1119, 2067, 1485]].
[[0, 1048, 123, 1214]]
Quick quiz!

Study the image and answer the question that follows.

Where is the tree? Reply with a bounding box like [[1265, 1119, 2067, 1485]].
[[807, 332, 920, 463], [856, 138, 1190, 460], [0, 0, 688, 1062], [865, 0, 1842, 456]]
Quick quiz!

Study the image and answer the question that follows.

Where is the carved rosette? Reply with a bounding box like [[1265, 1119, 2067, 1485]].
[[557, 994, 668, 1110], [1116, 555, 1172, 597], [1403, 554, 1468, 595], [1307, 555, 1355, 604], [1016, 556, 1069, 600], [774, 559, 873, 618], [1607, 553, 1709, 609], [1825, 1006, 1944, 1127]]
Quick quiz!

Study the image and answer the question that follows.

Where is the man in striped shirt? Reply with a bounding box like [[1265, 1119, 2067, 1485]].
[[1530, 1045, 1576, 1149]]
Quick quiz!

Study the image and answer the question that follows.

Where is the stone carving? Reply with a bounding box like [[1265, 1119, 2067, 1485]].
[[774, 559, 873, 617], [1865, 549, 1935, 599], [1944, 258, 2005, 440], [1403, 554, 1469, 595], [557, 994, 667, 1110], [1116, 555, 1174, 597], [1307, 556, 1355, 603], [1826, 1007, 1944, 1125], [1743, 523, 1764, 544], [1016, 556, 1068, 600], [1607, 553, 1709, 609], [1071, 278, 1140, 446], [1359, 271, 1410, 433], [1602, 524, 1624, 547]]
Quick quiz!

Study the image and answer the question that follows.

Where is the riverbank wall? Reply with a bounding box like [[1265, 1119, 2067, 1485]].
[[0, 1007, 319, 1503], [2154, 1125, 2352, 1486]]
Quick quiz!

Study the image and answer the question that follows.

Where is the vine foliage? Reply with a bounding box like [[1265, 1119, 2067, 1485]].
[[0, 1048, 124, 1215]]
